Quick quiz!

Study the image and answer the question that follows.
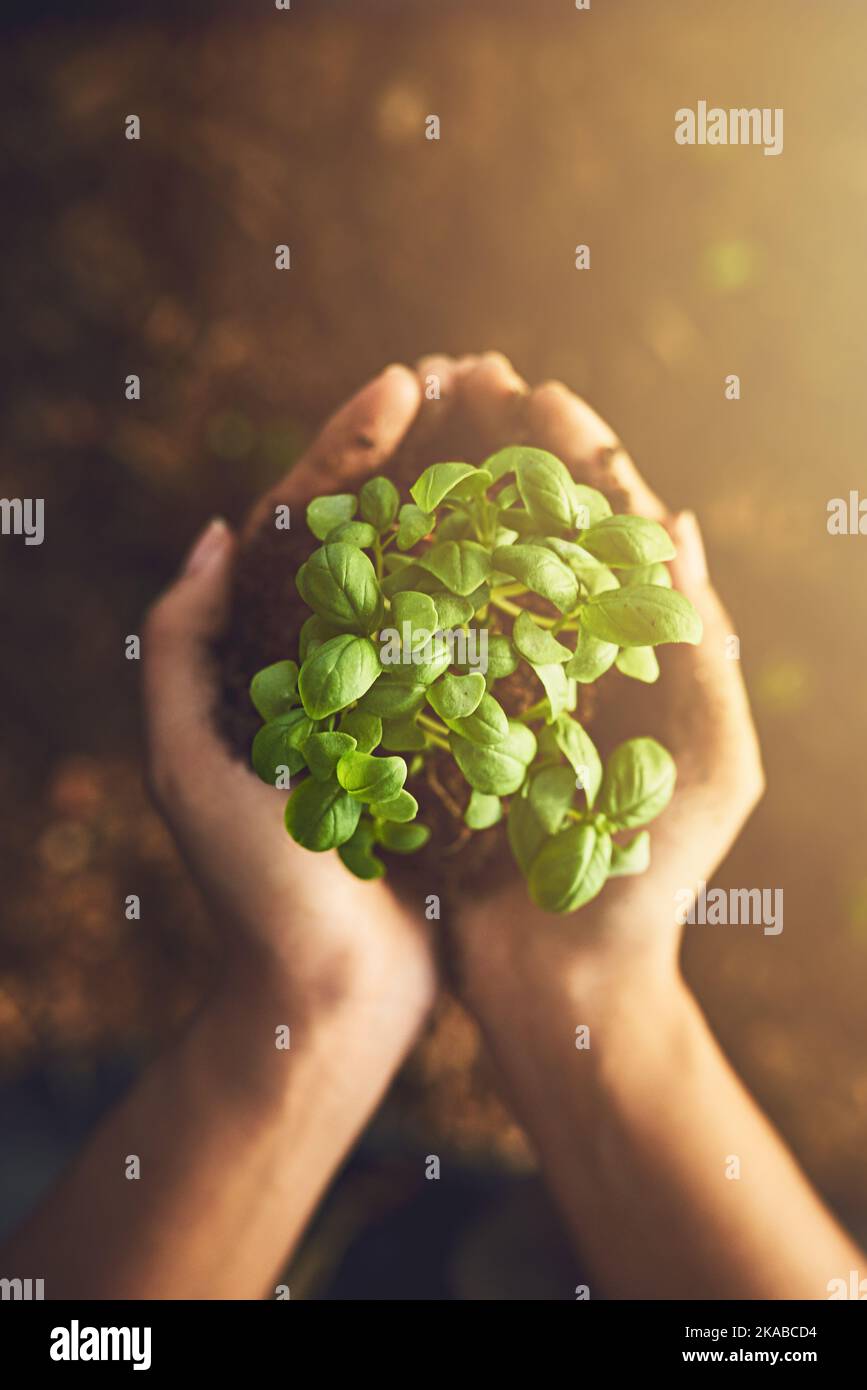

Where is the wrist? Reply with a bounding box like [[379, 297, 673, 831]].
[[214, 924, 436, 1071], [452, 904, 683, 1037]]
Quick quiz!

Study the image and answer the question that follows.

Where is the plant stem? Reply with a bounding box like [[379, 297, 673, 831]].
[[490, 594, 529, 620], [417, 711, 451, 741], [423, 731, 450, 752], [517, 698, 550, 724]]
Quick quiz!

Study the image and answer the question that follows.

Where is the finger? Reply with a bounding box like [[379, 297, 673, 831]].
[[404, 353, 464, 454], [455, 351, 530, 455], [663, 510, 764, 804], [415, 352, 462, 400], [526, 380, 669, 521], [244, 364, 422, 538], [143, 518, 237, 787]]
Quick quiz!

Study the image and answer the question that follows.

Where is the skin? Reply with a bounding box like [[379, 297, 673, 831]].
[[2, 353, 861, 1299]]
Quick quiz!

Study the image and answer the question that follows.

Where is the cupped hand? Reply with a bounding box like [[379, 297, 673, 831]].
[[142, 363, 458, 1019], [446, 354, 765, 1001]]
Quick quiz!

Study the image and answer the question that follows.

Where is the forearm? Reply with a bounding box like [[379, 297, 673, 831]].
[[2, 948, 430, 1299], [466, 948, 861, 1299]]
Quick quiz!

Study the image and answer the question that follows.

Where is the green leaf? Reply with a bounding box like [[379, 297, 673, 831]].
[[615, 646, 660, 683], [380, 716, 427, 751], [552, 715, 603, 807], [324, 520, 378, 548], [620, 561, 672, 589], [449, 467, 493, 502], [284, 778, 362, 851], [484, 634, 519, 682], [411, 462, 487, 511], [306, 493, 357, 541], [417, 540, 492, 596], [529, 764, 576, 834], [338, 709, 382, 753], [528, 824, 612, 913], [299, 614, 340, 662], [396, 503, 436, 551], [428, 591, 475, 628], [541, 538, 620, 595], [336, 750, 407, 803], [464, 582, 490, 612], [249, 660, 299, 720], [298, 634, 381, 719], [357, 676, 427, 718], [371, 788, 419, 822], [464, 790, 503, 829], [381, 562, 439, 598], [532, 662, 570, 721], [579, 515, 676, 568], [534, 723, 563, 765], [582, 585, 702, 647], [445, 691, 509, 746], [599, 737, 676, 829], [359, 476, 399, 530], [571, 484, 613, 529], [493, 527, 519, 552], [565, 632, 619, 683], [252, 709, 315, 784], [506, 791, 548, 875], [515, 448, 582, 532], [436, 509, 474, 542], [501, 508, 547, 538], [496, 482, 519, 507], [378, 821, 431, 853], [338, 820, 386, 880], [380, 630, 452, 686], [302, 731, 358, 781], [390, 589, 439, 638], [609, 831, 651, 877], [296, 543, 382, 633], [491, 544, 579, 614], [483, 446, 523, 482], [512, 610, 572, 665], [450, 719, 536, 795], [427, 671, 486, 721]]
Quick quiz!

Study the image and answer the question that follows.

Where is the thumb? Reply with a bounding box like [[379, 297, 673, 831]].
[[143, 519, 237, 788], [663, 509, 764, 805]]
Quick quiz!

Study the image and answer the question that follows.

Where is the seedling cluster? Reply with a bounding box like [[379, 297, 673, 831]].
[[249, 447, 702, 913]]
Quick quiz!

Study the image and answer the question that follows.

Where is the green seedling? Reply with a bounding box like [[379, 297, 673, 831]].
[[249, 448, 702, 913]]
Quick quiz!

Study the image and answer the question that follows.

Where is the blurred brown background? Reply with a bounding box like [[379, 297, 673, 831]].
[[1, 0, 866, 1297]]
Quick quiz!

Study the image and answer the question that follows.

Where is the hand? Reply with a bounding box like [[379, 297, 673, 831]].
[[142, 364, 441, 1027], [443, 354, 765, 1009], [425, 359, 862, 1303]]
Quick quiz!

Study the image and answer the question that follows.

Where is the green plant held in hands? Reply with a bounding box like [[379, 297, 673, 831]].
[[248, 448, 703, 913]]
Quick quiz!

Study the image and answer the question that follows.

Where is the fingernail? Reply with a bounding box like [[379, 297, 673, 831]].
[[674, 510, 708, 582], [183, 517, 228, 576]]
